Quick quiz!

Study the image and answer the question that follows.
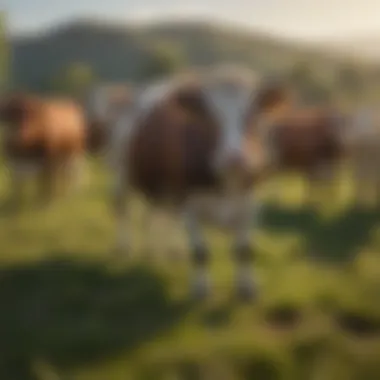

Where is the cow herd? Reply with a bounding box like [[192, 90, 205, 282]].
[[0, 65, 379, 301]]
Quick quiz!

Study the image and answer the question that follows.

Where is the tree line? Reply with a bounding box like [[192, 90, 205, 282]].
[[0, 11, 379, 107]]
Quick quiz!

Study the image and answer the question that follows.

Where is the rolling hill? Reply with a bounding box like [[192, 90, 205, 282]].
[[9, 18, 366, 91], [322, 36, 380, 62]]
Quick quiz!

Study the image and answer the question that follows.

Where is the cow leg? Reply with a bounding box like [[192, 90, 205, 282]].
[[183, 207, 211, 300], [350, 159, 360, 206], [150, 208, 186, 262], [304, 173, 318, 207], [140, 207, 186, 262], [319, 170, 337, 207], [65, 155, 86, 194], [73, 155, 87, 192], [351, 164, 360, 206], [38, 162, 58, 204], [306, 164, 335, 208], [232, 197, 259, 301], [55, 159, 69, 197], [139, 208, 173, 261]]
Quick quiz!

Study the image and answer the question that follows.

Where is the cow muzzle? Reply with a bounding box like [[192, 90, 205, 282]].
[[214, 148, 253, 180]]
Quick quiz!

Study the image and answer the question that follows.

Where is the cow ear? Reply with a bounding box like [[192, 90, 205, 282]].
[[175, 86, 207, 115], [252, 80, 292, 115]]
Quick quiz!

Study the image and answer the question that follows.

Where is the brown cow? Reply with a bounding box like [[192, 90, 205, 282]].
[[110, 69, 291, 301], [0, 93, 86, 204], [253, 105, 347, 204], [340, 106, 380, 207]]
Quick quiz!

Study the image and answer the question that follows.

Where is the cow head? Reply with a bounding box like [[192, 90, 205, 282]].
[[254, 105, 349, 172], [200, 70, 292, 187], [199, 71, 254, 179]]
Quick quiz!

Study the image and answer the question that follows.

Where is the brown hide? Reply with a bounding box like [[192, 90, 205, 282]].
[[269, 107, 345, 172], [125, 85, 221, 203], [121, 80, 296, 204], [1, 93, 86, 166], [246, 80, 294, 128]]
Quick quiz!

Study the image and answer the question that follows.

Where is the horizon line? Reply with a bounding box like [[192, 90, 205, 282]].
[[3, 13, 354, 44]]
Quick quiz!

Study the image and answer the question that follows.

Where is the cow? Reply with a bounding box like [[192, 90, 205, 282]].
[[109, 68, 292, 301], [84, 84, 133, 156], [252, 104, 348, 206], [0, 93, 87, 205], [343, 106, 380, 207]]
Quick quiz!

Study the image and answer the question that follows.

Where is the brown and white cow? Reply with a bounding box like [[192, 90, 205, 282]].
[[84, 84, 133, 156], [343, 106, 380, 207], [110, 69, 291, 300], [253, 104, 348, 205], [0, 93, 87, 204]]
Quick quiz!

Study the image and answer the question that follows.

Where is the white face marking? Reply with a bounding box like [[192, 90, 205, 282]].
[[203, 81, 252, 172]]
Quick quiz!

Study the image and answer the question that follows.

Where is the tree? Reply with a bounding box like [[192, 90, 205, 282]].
[[49, 62, 97, 99], [287, 60, 333, 104], [335, 63, 364, 103], [288, 60, 313, 87], [138, 42, 186, 82]]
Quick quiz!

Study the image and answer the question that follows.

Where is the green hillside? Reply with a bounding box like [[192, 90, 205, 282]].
[[10, 19, 362, 91]]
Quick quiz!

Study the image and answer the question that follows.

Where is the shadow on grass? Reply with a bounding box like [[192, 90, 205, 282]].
[[200, 302, 234, 328], [335, 310, 380, 337], [261, 205, 380, 263], [0, 258, 189, 379]]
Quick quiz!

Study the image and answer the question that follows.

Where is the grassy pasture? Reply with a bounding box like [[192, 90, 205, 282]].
[[0, 158, 379, 380]]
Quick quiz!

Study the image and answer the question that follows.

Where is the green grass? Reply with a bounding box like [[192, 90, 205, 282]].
[[0, 159, 379, 380]]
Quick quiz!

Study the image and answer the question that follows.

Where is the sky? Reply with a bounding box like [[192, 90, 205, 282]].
[[2, 0, 380, 41]]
